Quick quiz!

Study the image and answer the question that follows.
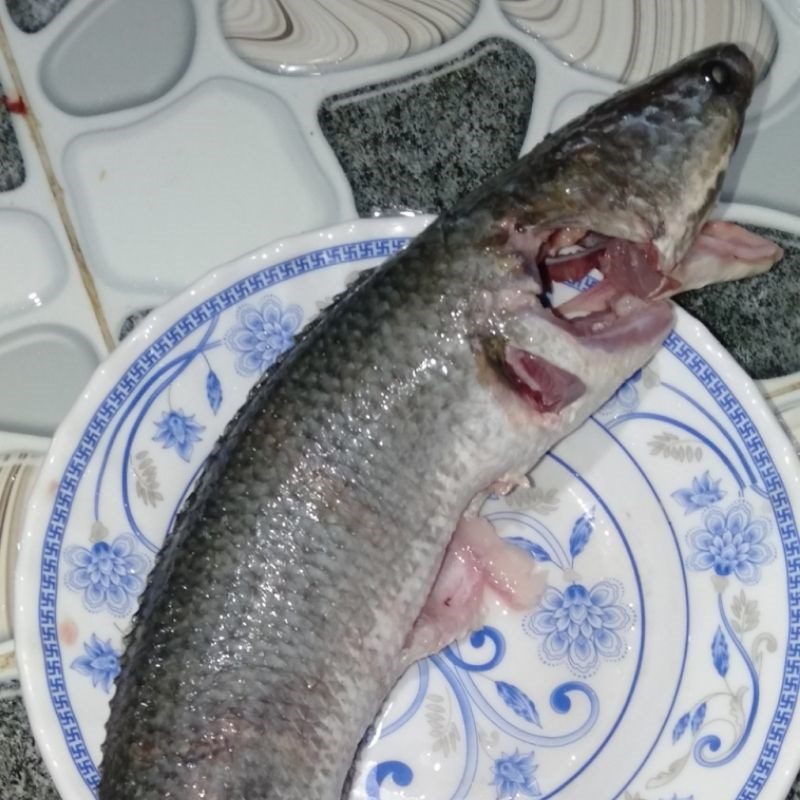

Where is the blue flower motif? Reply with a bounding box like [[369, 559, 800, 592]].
[[490, 750, 541, 799], [672, 703, 707, 744], [206, 369, 222, 414], [672, 712, 690, 743], [526, 581, 631, 677], [495, 681, 541, 727], [152, 409, 205, 462], [71, 634, 120, 693], [568, 511, 594, 561], [224, 297, 303, 376], [64, 534, 148, 616], [672, 471, 725, 514], [686, 502, 773, 584], [711, 626, 729, 676], [599, 369, 642, 416], [691, 702, 706, 733], [613, 368, 642, 411]]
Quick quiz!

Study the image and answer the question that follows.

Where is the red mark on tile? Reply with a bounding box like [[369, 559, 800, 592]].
[[47, 480, 58, 497], [59, 618, 78, 646], [2, 95, 27, 115]]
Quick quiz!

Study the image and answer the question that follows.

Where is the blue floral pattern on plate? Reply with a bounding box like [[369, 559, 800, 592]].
[[490, 750, 541, 798], [686, 501, 774, 584], [672, 471, 726, 514], [611, 368, 643, 411], [224, 296, 302, 375], [527, 581, 631, 677], [152, 409, 205, 462], [70, 635, 120, 693], [64, 534, 148, 616]]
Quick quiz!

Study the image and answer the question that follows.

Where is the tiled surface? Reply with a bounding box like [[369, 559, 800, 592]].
[[319, 38, 536, 215], [0, 36, 108, 440], [221, 0, 480, 74], [0, 453, 39, 641], [500, 0, 779, 84], [0, 85, 24, 190], [5, 0, 69, 33], [2, 0, 800, 797], [0, 682, 59, 800], [39, 0, 196, 116], [676, 225, 800, 380]]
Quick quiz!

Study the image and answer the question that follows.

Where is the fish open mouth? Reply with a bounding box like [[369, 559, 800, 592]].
[[506, 218, 782, 349], [491, 219, 782, 413]]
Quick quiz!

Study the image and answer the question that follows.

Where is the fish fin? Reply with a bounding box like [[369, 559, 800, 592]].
[[488, 472, 533, 496], [404, 517, 545, 663], [667, 220, 782, 293], [462, 474, 531, 517]]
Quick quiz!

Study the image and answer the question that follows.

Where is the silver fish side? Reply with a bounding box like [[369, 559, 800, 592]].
[[99, 43, 780, 799]]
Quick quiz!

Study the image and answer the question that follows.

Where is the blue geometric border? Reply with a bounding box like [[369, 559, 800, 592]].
[[38, 237, 410, 794], [36, 238, 799, 797], [664, 333, 800, 799]]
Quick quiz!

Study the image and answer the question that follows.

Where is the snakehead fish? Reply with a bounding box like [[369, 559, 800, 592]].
[[99, 43, 782, 799]]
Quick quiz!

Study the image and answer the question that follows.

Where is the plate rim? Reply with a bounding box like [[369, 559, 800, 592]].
[[14, 206, 800, 800]]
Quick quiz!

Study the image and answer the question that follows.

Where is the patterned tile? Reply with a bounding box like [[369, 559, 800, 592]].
[[676, 226, 800, 380], [0, 86, 25, 192], [222, 0, 478, 75], [0, 681, 59, 799], [319, 37, 536, 215], [6, 0, 70, 33]]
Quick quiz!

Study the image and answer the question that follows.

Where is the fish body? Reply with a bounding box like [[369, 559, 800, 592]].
[[100, 44, 780, 799]]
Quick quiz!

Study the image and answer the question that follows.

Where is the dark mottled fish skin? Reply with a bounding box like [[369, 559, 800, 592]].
[[101, 45, 755, 799]]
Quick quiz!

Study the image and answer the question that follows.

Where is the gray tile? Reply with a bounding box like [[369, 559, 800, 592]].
[[319, 37, 536, 216], [0, 682, 59, 799], [676, 226, 800, 380], [0, 87, 25, 192], [118, 308, 152, 342], [6, 0, 71, 33]]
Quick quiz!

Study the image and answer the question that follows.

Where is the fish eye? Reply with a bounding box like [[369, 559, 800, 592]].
[[702, 59, 734, 94]]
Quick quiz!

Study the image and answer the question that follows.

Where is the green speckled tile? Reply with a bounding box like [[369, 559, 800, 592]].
[[0, 682, 59, 800], [319, 38, 536, 216], [6, 0, 71, 33], [0, 85, 25, 192], [677, 225, 800, 380]]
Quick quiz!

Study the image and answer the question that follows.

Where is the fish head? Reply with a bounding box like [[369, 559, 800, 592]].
[[552, 42, 756, 267], [470, 43, 781, 433], [502, 43, 764, 270]]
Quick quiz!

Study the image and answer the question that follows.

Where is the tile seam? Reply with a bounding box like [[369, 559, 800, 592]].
[[0, 14, 115, 351]]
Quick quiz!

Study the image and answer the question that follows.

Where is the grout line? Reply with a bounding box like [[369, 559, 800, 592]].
[[0, 16, 115, 351], [763, 378, 800, 399]]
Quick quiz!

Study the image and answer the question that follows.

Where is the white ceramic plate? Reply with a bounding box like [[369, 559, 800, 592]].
[[15, 215, 800, 800]]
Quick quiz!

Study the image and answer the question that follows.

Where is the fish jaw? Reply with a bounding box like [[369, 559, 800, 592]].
[[463, 43, 778, 359], [548, 221, 783, 318], [467, 44, 758, 289]]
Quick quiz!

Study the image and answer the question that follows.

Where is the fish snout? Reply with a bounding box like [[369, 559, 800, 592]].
[[698, 43, 755, 115]]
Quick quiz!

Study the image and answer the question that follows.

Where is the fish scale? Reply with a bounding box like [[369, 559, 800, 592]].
[[103, 229, 496, 797], [100, 44, 779, 799]]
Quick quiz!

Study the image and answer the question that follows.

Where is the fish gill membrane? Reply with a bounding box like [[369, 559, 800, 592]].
[[99, 43, 783, 799]]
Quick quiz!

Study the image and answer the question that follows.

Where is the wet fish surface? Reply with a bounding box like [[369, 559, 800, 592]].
[[100, 44, 782, 799]]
